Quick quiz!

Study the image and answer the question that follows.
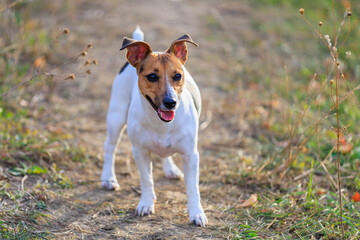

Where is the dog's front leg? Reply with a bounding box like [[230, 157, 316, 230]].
[[182, 150, 208, 227], [132, 146, 156, 216]]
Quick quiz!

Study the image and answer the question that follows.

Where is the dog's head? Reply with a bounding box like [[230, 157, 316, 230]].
[[120, 34, 198, 122]]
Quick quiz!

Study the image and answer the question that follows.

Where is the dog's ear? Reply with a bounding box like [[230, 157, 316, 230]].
[[166, 34, 198, 65], [120, 37, 152, 67]]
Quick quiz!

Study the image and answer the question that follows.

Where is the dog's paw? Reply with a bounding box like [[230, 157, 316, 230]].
[[135, 201, 155, 216], [189, 209, 208, 227], [101, 180, 120, 191], [163, 159, 184, 179]]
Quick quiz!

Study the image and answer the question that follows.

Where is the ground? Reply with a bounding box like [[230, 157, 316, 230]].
[[1, 0, 360, 239]]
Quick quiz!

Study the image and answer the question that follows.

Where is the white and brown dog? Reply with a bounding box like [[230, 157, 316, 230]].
[[101, 26, 207, 227]]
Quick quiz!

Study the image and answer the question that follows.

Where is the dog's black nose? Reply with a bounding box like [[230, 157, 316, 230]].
[[163, 97, 177, 109]]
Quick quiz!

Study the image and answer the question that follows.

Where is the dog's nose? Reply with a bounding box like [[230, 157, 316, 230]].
[[163, 97, 177, 109]]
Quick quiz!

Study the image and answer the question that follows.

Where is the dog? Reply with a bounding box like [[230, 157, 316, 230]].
[[101, 26, 207, 227]]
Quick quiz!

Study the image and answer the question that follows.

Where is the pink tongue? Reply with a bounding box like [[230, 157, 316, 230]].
[[158, 109, 175, 121]]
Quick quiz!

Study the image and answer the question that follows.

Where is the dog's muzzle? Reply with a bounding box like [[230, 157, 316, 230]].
[[146, 95, 175, 122]]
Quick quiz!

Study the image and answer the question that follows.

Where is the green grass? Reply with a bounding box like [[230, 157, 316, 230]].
[[231, 191, 360, 239], [221, 1, 360, 239], [0, 221, 50, 240]]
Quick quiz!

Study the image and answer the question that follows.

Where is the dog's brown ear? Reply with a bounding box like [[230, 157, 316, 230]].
[[120, 37, 152, 67], [166, 34, 198, 65]]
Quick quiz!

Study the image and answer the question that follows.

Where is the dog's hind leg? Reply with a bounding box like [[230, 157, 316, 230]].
[[101, 112, 126, 190], [162, 156, 184, 179], [101, 72, 133, 190], [101, 116, 125, 190]]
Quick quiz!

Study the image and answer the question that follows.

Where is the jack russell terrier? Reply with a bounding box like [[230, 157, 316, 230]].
[[101, 26, 207, 227]]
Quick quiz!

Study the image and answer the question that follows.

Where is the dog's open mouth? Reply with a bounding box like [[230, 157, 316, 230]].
[[157, 109, 175, 122], [146, 95, 175, 122]]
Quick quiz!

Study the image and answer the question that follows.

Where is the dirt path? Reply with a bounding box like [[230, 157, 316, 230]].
[[35, 0, 259, 239]]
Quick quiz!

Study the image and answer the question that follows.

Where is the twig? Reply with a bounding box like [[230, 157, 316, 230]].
[[293, 169, 313, 181], [0, 0, 24, 13], [0, 41, 93, 98], [0, 197, 5, 209], [256, 140, 290, 174], [332, 1, 344, 237], [0, 74, 39, 98], [131, 186, 141, 195], [0, 183, 8, 192], [318, 148, 338, 191], [350, 230, 359, 240], [338, 18, 360, 55], [20, 175, 28, 191], [301, 14, 335, 58], [266, 218, 277, 230]]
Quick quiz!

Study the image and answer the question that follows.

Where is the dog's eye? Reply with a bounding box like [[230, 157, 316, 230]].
[[173, 73, 182, 81], [146, 73, 159, 82]]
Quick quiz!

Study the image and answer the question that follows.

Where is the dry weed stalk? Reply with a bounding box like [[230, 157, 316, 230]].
[[0, 27, 97, 98], [300, 3, 359, 238], [0, 0, 24, 13]]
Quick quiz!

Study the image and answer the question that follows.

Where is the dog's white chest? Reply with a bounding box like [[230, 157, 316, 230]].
[[128, 124, 182, 158], [149, 135, 176, 157]]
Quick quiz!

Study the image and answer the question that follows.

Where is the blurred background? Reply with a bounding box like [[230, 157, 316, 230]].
[[1, 0, 359, 239]]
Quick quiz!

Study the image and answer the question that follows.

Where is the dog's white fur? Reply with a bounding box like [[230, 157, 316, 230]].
[[101, 27, 207, 227]]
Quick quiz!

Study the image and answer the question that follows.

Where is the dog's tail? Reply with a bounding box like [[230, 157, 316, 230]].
[[132, 25, 144, 41]]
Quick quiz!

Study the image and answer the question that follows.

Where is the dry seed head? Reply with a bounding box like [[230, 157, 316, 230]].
[[341, 74, 345, 79], [347, 11, 352, 17], [87, 43, 93, 49], [63, 28, 69, 34], [86, 69, 91, 75], [92, 59, 98, 65], [84, 59, 91, 66], [80, 51, 88, 56], [38, 194, 47, 202], [343, 126, 347, 131], [319, 21, 323, 27], [330, 79, 334, 85], [67, 74, 76, 80], [299, 8, 304, 15]]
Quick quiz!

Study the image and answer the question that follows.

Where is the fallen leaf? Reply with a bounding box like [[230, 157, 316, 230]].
[[352, 192, 360, 202], [236, 194, 258, 208]]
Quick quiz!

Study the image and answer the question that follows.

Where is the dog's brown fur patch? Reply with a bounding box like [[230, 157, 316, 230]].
[[137, 52, 184, 107]]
